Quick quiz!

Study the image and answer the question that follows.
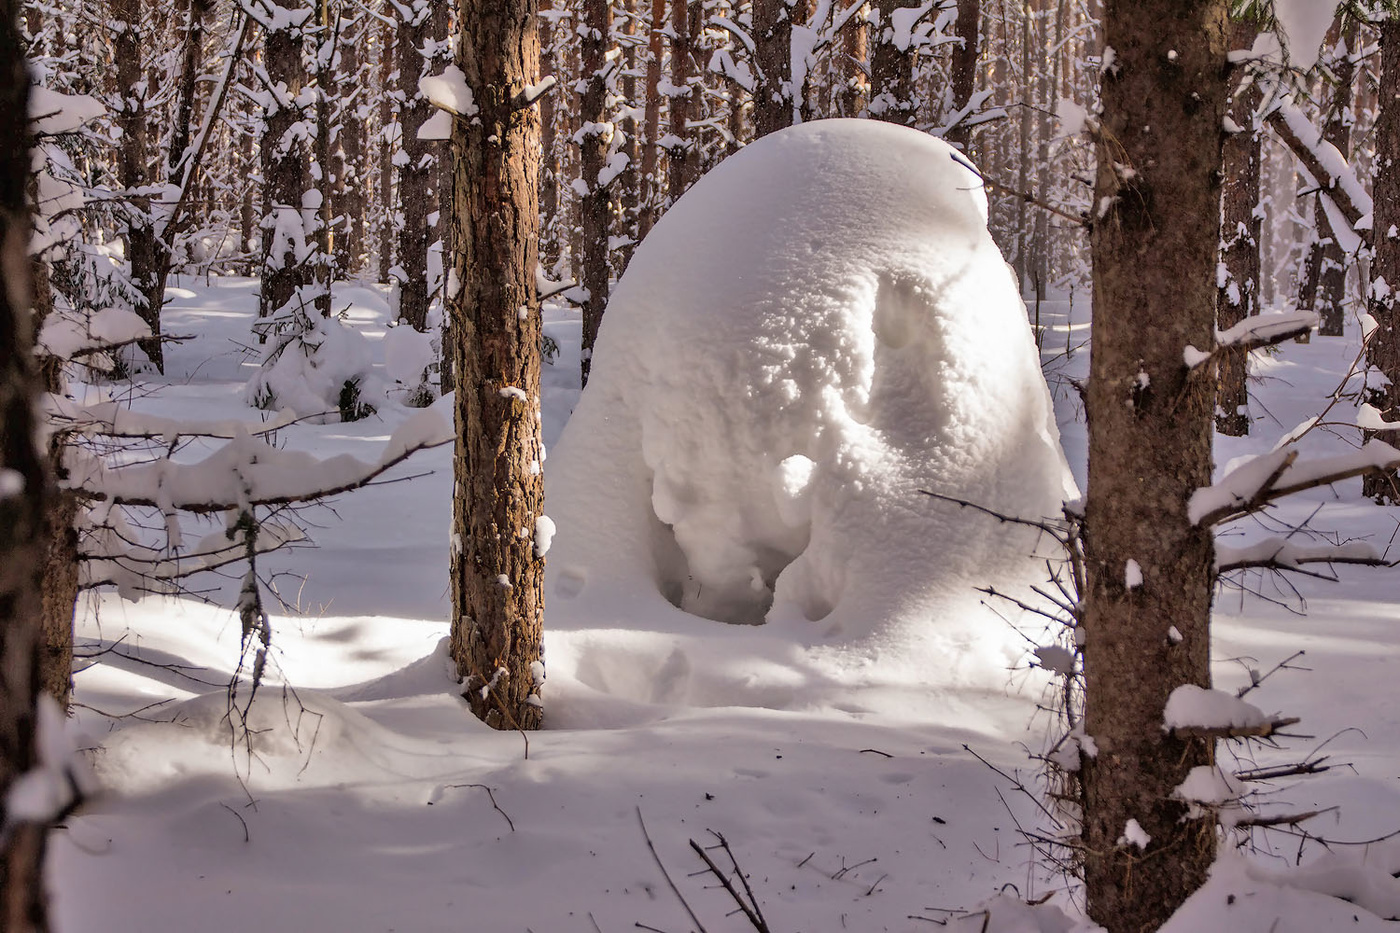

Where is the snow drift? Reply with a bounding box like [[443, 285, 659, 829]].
[[545, 119, 1076, 710]]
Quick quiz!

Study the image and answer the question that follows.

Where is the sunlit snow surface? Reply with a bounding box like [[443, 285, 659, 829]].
[[51, 129, 1400, 933]]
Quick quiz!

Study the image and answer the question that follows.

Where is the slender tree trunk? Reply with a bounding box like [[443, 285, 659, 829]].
[[1080, 2, 1228, 930], [334, 14, 363, 277], [869, 0, 920, 124], [449, 0, 547, 730], [617, 0, 641, 272], [28, 256, 77, 708], [752, 0, 795, 137], [666, 0, 700, 198], [259, 1, 310, 324], [394, 1, 448, 331], [945, 0, 979, 152], [1363, 19, 1400, 503], [1300, 16, 1357, 339], [539, 0, 560, 268], [638, 0, 665, 238], [837, 11, 866, 117], [1, 4, 54, 922], [579, 0, 613, 386], [114, 0, 164, 370], [1215, 20, 1261, 437], [377, 18, 395, 285]]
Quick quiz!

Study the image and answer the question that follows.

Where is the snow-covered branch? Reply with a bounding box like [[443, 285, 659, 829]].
[[43, 395, 299, 440], [81, 521, 306, 594], [1191, 441, 1400, 527], [1266, 102, 1373, 234], [75, 409, 454, 514], [1215, 538, 1391, 574], [1183, 310, 1319, 370]]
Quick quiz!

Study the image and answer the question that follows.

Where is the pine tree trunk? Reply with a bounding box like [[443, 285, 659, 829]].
[[377, 19, 395, 286], [395, 1, 448, 331], [28, 259, 77, 708], [869, 0, 920, 124], [1300, 17, 1357, 339], [1, 5, 54, 922], [1215, 20, 1261, 437], [1363, 19, 1400, 503], [1080, 2, 1228, 930], [334, 14, 362, 278], [539, 0, 560, 268], [138, 0, 208, 346], [666, 0, 697, 197], [114, 0, 164, 371], [616, 0, 641, 272], [752, 0, 795, 138], [638, 0, 665, 238], [259, 2, 309, 324], [449, 0, 547, 730], [945, 0, 979, 152], [579, 0, 612, 386], [837, 14, 866, 117]]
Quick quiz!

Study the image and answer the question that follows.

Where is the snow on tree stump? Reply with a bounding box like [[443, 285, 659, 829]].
[[545, 119, 1076, 707]]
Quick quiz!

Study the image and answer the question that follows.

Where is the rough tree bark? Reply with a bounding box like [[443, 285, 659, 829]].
[[1215, 19, 1261, 437], [448, 0, 547, 729], [258, 0, 310, 324], [1, 2, 55, 922], [1363, 17, 1400, 503], [579, 0, 612, 386], [1080, 2, 1228, 931]]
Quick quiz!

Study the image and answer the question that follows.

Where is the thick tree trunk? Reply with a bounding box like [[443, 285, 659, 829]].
[[944, 0, 979, 152], [869, 0, 920, 125], [259, 3, 309, 324], [1, 4, 54, 922], [395, 1, 448, 331], [311, 0, 334, 316], [1215, 21, 1261, 437], [449, 0, 547, 730], [1363, 20, 1400, 503], [579, 0, 612, 386], [1080, 2, 1228, 930]]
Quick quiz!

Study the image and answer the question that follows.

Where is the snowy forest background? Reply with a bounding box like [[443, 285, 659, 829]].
[[6, 0, 1400, 932]]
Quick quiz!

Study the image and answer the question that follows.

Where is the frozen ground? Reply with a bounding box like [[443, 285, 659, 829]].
[[47, 284, 1400, 928]]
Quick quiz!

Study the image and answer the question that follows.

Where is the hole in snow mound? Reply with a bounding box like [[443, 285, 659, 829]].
[[651, 509, 802, 626]]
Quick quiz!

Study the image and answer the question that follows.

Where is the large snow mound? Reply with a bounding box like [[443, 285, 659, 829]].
[[545, 119, 1076, 710]]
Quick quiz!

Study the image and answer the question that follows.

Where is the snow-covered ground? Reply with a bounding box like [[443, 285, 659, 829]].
[[50, 199, 1400, 933]]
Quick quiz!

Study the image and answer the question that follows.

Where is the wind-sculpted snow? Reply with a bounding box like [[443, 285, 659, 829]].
[[546, 119, 1076, 709]]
